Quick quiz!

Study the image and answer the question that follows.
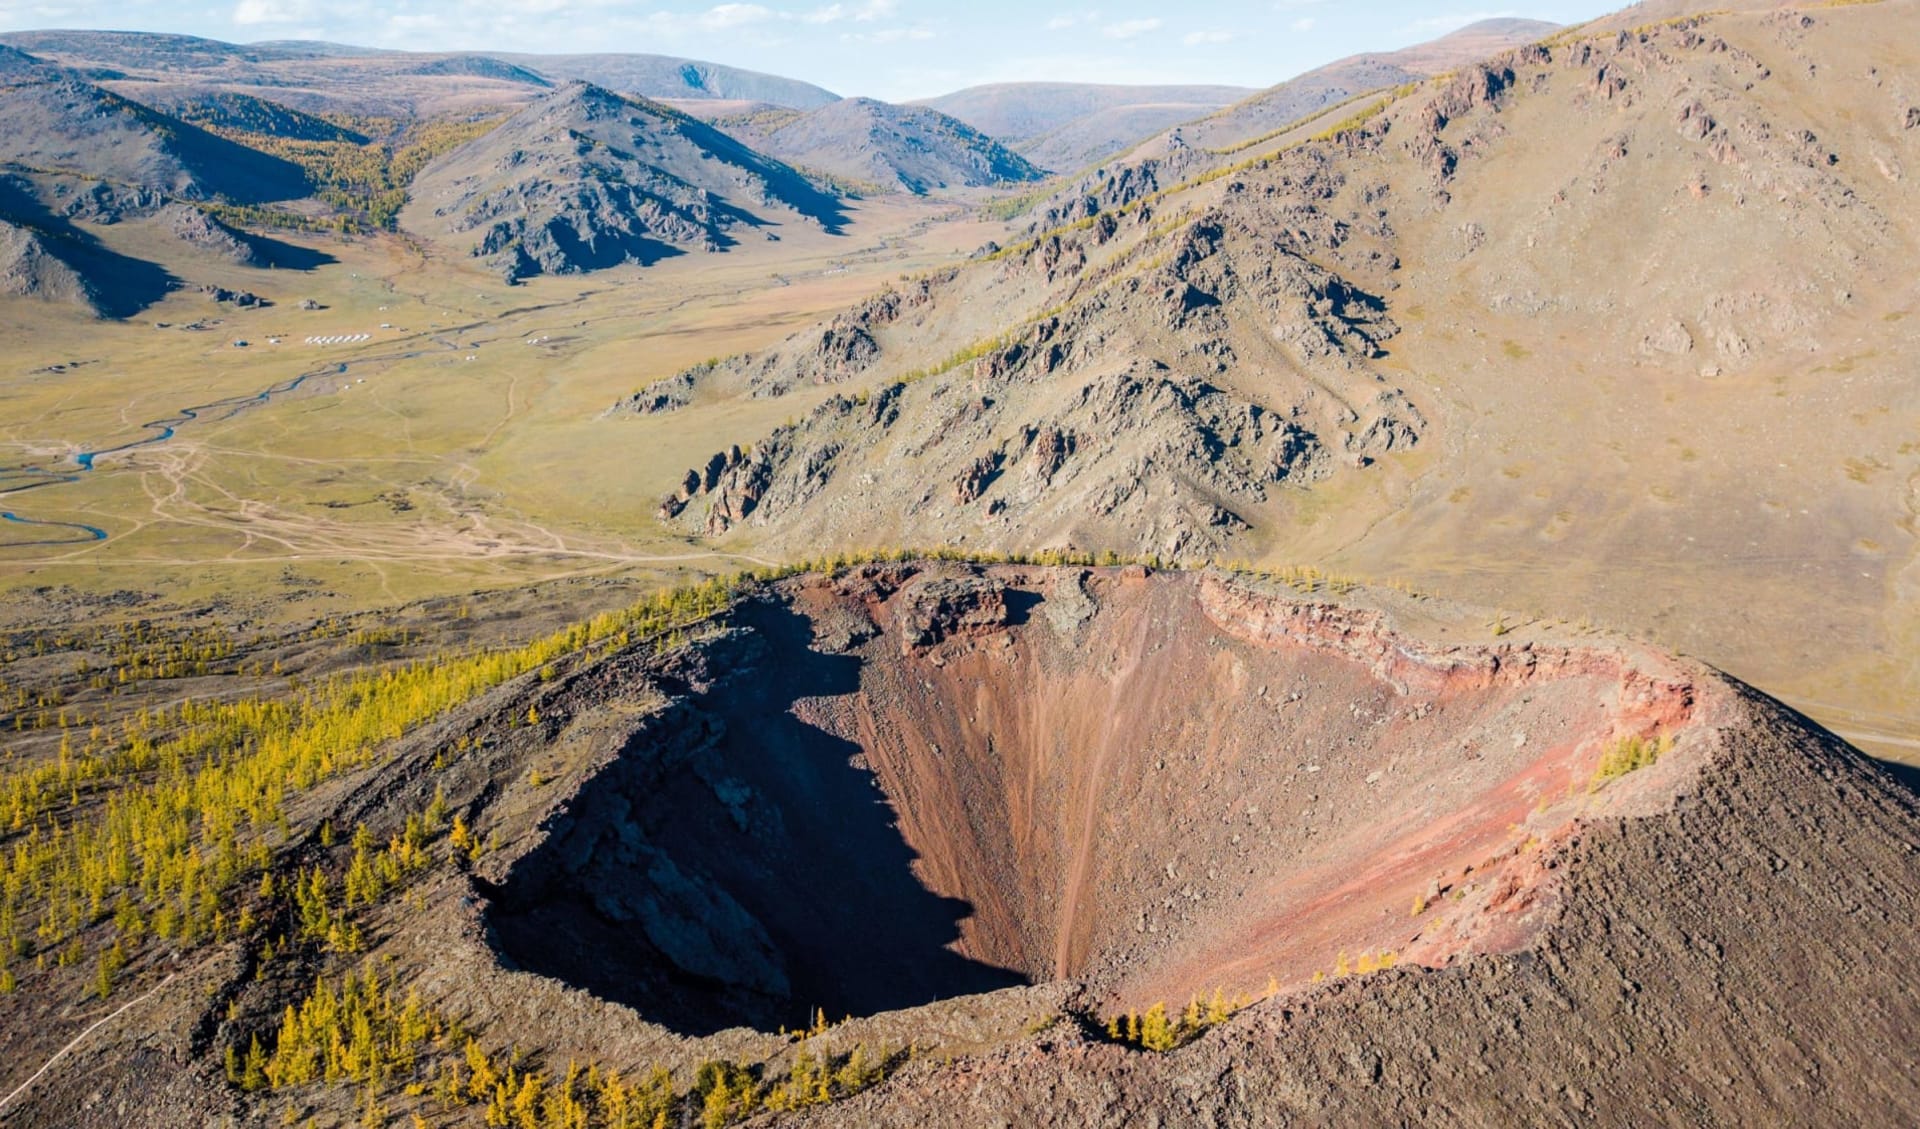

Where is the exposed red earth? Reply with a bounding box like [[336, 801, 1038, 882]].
[[496, 564, 1736, 1033], [7, 562, 1919, 1126]]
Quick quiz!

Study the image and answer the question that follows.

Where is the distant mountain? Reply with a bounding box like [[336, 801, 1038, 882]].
[[1142, 19, 1562, 159], [402, 55, 551, 87], [917, 83, 1255, 145], [1582, 0, 1798, 32], [493, 53, 840, 110], [403, 82, 845, 282], [1385, 18, 1563, 71], [917, 83, 1255, 172], [752, 98, 1046, 195], [0, 76, 309, 204], [0, 43, 47, 78], [1014, 102, 1244, 175], [243, 40, 390, 59], [0, 31, 837, 118], [130, 89, 368, 143], [913, 21, 1560, 178], [0, 29, 257, 70]]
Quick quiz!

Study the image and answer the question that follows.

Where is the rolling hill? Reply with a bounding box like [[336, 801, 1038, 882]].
[[639, 4, 1920, 740], [1137, 18, 1563, 160], [917, 82, 1256, 172], [0, 75, 309, 204], [0, 30, 839, 118], [754, 97, 1046, 194], [403, 81, 846, 281], [493, 52, 838, 109]]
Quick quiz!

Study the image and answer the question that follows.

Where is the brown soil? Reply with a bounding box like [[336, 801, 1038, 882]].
[[489, 564, 1714, 1035], [11, 563, 1918, 1127], [798, 676, 1920, 1127]]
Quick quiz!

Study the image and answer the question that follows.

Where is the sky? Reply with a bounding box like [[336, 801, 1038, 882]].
[[0, 1, 1621, 101]]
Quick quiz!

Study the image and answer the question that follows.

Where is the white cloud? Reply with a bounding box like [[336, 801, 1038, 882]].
[[1182, 29, 1232, 46], [1290, 16, 1315, 31], [805, 0, 896, 23], [232, 0, 318, 25], [698, 3, 777, 30], [1102, 16, 1160, 39], [843, 24, 932, 42], [1044, 9, 1100, 31]]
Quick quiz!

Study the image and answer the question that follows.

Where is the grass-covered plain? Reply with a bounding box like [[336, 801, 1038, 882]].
[[0, 193, 1006, 620]]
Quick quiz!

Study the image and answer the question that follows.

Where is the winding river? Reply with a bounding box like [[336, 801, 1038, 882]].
[[0, 365, 343, 549]]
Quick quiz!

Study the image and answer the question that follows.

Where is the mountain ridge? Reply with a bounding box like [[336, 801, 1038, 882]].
[[403, 81, 846, 282], [0, 30, 842, 116], [751, 97, 1047, 194]]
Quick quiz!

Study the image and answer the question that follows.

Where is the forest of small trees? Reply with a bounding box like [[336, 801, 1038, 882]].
[[0, 551, 1388, 1124]]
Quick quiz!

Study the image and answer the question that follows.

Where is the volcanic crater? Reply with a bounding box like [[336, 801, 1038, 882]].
[[486, 564, 1712, 1036]]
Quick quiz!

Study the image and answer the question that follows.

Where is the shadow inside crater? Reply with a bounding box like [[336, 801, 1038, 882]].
[[484, 598, 1027, 1036]]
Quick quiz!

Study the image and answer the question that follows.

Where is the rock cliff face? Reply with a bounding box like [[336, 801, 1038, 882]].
[[403, 82, 845, 282], [796, 677, 1920, 1127]]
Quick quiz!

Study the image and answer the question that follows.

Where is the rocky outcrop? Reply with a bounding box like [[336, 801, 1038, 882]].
[[0, 218, 98, 310], [198, 284, 265, 307], [894, 573, 1009, 650], [759, 316, 880, 391], [649, 126, 1421, 559], [612, 273, 950, 411], [1405, 60, 1518, 192], [163, 204, 264, 265], [615, 369, 699, 416], [405, 82, 844, 282], [759, 97, 1046, 195]]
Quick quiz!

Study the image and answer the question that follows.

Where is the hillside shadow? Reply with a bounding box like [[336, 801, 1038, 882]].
[[486, 599, 1025, 1036], [679, 114, 848, 235], [163, 114, 312, 204], [0, 177, 175, 318], [545, 220, 685, 270], [243, 230, 336, 271], [1874, 757, 1920, 797]]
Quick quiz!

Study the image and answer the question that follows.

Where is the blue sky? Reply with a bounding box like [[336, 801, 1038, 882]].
[[0, 1, 1618, 100]]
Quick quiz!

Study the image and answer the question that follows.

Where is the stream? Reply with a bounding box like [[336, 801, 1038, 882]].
[[0, 364, 344, 549]]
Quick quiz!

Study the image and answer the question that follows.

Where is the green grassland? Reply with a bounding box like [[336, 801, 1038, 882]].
[[0, 194, 998, 622]]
